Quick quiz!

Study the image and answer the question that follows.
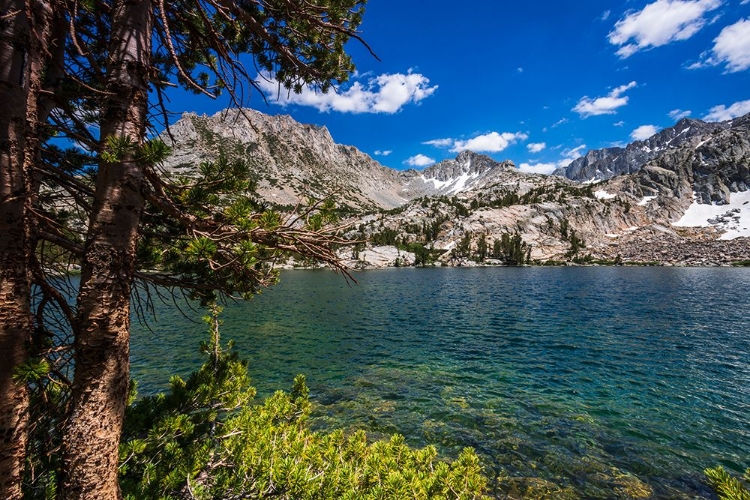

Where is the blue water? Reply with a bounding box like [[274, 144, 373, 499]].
[[131, 267, 750, 498]]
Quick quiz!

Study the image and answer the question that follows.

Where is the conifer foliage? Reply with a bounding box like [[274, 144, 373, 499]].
[[119, 306, 490, 499], [706, 466, 750, 500]]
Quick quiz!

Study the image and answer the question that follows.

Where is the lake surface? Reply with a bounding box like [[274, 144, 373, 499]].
[[131, 267, 750, 499]]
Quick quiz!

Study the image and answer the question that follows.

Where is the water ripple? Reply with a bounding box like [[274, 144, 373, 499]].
[[131, 267, 750, 499]]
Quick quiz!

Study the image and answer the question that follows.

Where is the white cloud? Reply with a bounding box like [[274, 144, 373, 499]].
[[257, 70, 438, 114], [601, 10, 611, 21], [520, 143, 588, 175], [631, 124, 660, 140], [668, 109, 692, 120], [517, 67, 524, 73], [572, 81, 637, 118], [374, 150, 392, 156], [404, 154, 435, 167], [703, 99, 750, 121], [527, 142, 547, 153], [423, 138, 453, 148], [519, 162, 558, 175], [608, 0, 722, 58], [450, 131, 529, 153], [613, 120, 625, 126], [690, 18, 750, 72], [561, 144, 587, 162]]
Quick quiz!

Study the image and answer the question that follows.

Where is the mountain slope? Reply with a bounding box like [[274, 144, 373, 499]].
[[162, 109, 409, 211]]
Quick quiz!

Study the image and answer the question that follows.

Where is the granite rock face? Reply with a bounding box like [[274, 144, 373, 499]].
[[162, 109, 409, 211]]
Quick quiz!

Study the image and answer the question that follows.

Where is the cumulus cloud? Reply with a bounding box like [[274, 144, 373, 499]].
[[703, 99, 750, 121], [257, 70, 438, 114], [518, 162, 559, 175], [608, 0, 722, 58], [690, 18, 750, 72], [519, 143, 589, 176], [374, 150, 392, 156], [404, 154, 435, 167], [527, 142, 547, 153], [450, 131, 529, 153], [561, 144, 587, 162], [422, 138, 453, 148], [572, 82, 637, 118], [423, 132, 529, 153], [669, 109, 692, 120], [631, 124, 660, 140]]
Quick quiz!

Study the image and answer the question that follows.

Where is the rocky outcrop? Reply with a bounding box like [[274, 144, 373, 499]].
[[613, 115, 750, 210], [339, 245, 416, 269]]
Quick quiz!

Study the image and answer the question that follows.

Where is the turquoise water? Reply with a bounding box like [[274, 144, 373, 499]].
[[131, 267, 750, 498]]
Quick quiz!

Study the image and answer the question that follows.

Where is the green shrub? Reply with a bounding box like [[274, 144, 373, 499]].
[[120, 306, 490, 499], [705, 466, 750, 500]]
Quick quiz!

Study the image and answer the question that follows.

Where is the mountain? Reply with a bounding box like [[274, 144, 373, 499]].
[[161, 108, 750, 267], [162, 110, 530, 208], [162, 108, 409, 211], [552, 117, 728, 182], [400, 151, 518, 198]]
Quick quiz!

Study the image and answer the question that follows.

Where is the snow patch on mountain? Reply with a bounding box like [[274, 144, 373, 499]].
[[673, 191, 750, 239], [594, 190, 617, 199]]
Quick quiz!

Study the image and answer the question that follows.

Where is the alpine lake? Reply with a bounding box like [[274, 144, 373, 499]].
[[131, 267, 750, 499]]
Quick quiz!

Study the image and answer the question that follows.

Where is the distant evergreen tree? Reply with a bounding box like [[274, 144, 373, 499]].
[[476, 234, 488, 262], [492, 233, 528, 265]]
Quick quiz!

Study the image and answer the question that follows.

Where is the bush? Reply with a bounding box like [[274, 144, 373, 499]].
[[705, 466, 750, 500], [120, 306, 490, 499]]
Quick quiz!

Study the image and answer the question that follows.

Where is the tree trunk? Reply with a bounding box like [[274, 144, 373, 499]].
[[0, 0, 46, 495], [58, 0, 152, 497]]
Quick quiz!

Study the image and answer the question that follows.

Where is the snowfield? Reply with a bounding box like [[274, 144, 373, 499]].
[[673, 190, 750, 240], [594, 190, 617, 200]]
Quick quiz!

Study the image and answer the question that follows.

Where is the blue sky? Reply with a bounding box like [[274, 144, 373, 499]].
[[173, 0, 750, 174]]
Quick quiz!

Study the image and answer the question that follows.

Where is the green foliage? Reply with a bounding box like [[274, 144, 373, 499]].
[[100, 135, 135, 164], [455, 233, 472, 259], [12, 359, 51, 384], [565, 229, 585, 258], [476, 233, 488, 262], [120, 307, 490, 499], [492, 233, 529, 266], [705, 466, 750, 500]]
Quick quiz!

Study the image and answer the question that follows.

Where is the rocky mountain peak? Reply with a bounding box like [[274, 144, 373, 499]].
[[553, 115, 732, 183]]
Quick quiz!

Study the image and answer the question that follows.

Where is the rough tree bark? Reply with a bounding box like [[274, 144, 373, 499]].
[[58, 0, 152, 497], [0, 3, 32, 498], [0, 0, 54, 495]]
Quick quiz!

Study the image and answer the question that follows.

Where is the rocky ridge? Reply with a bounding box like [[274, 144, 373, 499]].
[[552, 117, 728, 183]]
